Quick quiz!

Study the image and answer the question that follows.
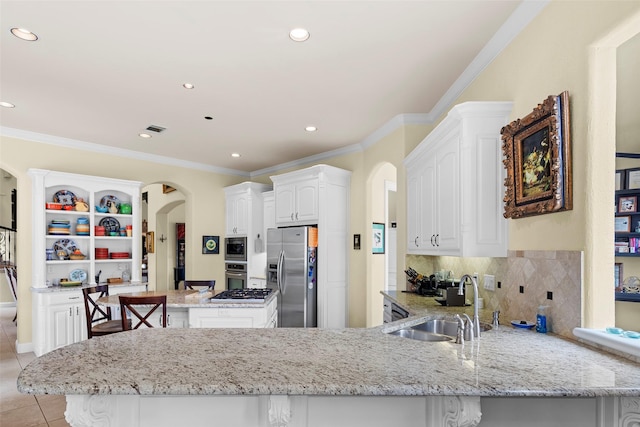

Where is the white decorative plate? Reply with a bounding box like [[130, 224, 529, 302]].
[[69, 269, 87, 283]]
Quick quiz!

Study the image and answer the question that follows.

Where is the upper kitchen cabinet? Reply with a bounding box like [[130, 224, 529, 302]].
[[270, 165, 351, 328], [404, 102, 513, 257], [28, 169, 143, 288], [273, 177, 319, 225], [224, 182, 271, 237]]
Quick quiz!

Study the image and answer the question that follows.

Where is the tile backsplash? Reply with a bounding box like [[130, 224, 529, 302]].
[[405, 250, 582, 339]]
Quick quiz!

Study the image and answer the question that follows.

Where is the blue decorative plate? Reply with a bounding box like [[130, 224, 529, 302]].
[[53, 190, 77, 206], [511, 320, 535, 329], [69, 269, 87, 283], [99, 216, 120, 233]]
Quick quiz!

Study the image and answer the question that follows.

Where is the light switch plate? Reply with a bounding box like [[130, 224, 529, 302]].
[[484, 274, 495, 291]]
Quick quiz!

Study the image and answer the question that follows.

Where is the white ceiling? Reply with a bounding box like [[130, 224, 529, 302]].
[[0, 1, 546, 176]]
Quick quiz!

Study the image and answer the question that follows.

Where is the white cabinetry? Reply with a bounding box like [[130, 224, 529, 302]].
[[224, 182, 272, 281], [404, 102, 512, 257], [28, 169, 143, 288], [270, 165, 351, 328], [262, 190, 275, 237], [188, 298, 277, 328], [225, 191, 249, 235], [32, 284, 146, 356], [274, 178, 319, 225], [224, 183, 271, 237]]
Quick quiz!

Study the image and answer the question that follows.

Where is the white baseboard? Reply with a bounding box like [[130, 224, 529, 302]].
[[16, 340, 34, 354]]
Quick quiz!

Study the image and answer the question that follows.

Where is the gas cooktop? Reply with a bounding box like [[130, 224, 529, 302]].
[[211, 289, 273, 302]]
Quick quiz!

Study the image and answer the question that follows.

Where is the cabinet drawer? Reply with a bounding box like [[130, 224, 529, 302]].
[[44, 290, 83, 305]]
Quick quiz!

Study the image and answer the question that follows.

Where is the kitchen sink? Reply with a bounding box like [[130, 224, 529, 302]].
[[389, 328, 453, 342], [411, 318, 492, 337]]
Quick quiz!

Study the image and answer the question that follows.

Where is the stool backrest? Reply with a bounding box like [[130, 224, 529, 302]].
[[119, 295, 167, 330], [184, 280, 216, 290]]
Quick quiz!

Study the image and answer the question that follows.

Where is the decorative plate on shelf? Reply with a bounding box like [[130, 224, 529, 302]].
[[52, 238, 78, 254], [69, 269, 87, 283], [53, 190, 77, 206], [99, 195, 120, 211], [99, 216, 120, 233]]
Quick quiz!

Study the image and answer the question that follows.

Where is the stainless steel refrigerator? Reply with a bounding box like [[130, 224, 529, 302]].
[[267, 226, 317, 327]]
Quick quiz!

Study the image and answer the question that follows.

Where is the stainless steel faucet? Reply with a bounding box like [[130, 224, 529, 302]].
[[458, 274, 481, 339]]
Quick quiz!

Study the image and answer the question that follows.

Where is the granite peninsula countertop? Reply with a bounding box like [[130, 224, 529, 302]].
[[18, 291, 640, 398]]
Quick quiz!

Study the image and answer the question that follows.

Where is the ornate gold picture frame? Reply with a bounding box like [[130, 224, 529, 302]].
[[501, 91, 572, 218]]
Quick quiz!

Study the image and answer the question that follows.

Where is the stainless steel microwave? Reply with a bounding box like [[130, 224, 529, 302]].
[[224, 236, 247, 261]]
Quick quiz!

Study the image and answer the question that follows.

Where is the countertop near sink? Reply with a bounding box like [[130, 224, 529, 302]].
[[18, 293, 640, 398]]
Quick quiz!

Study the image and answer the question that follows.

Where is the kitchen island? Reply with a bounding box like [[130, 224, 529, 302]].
[[18, 292, 640, 427], [98, 289, 278, 328]]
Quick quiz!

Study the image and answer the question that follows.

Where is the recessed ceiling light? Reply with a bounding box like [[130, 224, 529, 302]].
[[0, 101, 16, 108], [289, 28, 310, 42], [231, 153, 241, 158], [139, 133, 152, 139], [183, 83, 195, 89], [305, 126, 317, 132], [10, 28, 38, 41]]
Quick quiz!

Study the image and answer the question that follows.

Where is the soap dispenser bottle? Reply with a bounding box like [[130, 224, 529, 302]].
[[536, 305, 548, 333]]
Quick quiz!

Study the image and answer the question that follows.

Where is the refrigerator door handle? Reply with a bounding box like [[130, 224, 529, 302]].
[[277, 250, 285, 293]]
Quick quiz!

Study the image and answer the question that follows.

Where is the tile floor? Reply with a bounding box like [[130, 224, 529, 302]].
[[0, 306, 70, 427]]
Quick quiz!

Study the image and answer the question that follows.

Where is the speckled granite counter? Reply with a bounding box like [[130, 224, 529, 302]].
[[18, 296, 640, 398]]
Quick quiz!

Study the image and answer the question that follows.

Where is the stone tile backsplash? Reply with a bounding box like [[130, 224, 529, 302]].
[[405, 250, 582, 339]]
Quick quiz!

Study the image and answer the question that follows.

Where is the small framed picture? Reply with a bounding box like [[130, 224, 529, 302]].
[[626, 167, 640, 190], [202, 235, 219, 254], [615, 170, 625, 191], [615, 216, 631, 232], [372, 223, 385, 254], [618, 196, 637, 213]]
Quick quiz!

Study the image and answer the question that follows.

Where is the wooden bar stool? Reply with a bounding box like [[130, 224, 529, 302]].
[[119, 295, 167, 329], [184, 280, 216, 291], [82, 285, 127, 338]]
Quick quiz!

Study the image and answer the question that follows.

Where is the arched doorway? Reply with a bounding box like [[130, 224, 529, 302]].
[[142, 183, 186, 292]]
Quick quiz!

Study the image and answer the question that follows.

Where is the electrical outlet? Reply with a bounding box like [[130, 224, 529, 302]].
[[484, 274, 495, 291], [473, 272, 479, 283]]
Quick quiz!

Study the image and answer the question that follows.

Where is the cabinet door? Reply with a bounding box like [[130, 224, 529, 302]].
[[166, 308, 188, 328], [435, 139, 460, 252], [406, 168, 421, 250], [72, 304, 88, 343], [294, 178, 319, 223], [275, 183, 296, 224], [48, 304, 76, 350], [420, 157, 437, 250], [226, 193, 249, 235]]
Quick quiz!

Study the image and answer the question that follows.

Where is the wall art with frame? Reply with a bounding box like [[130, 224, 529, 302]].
[[501, 91, 572, 218], [202, 235, 219, 254], [372, 223, 385, 254]]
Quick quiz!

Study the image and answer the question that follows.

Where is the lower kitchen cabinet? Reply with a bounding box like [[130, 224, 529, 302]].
[[189, 298, 277, 328], [32, 284, 147, 356]]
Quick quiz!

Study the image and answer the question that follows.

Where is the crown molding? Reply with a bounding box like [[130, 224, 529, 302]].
[[0, 127, 249, 177], [428, 0, 549, 120]]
